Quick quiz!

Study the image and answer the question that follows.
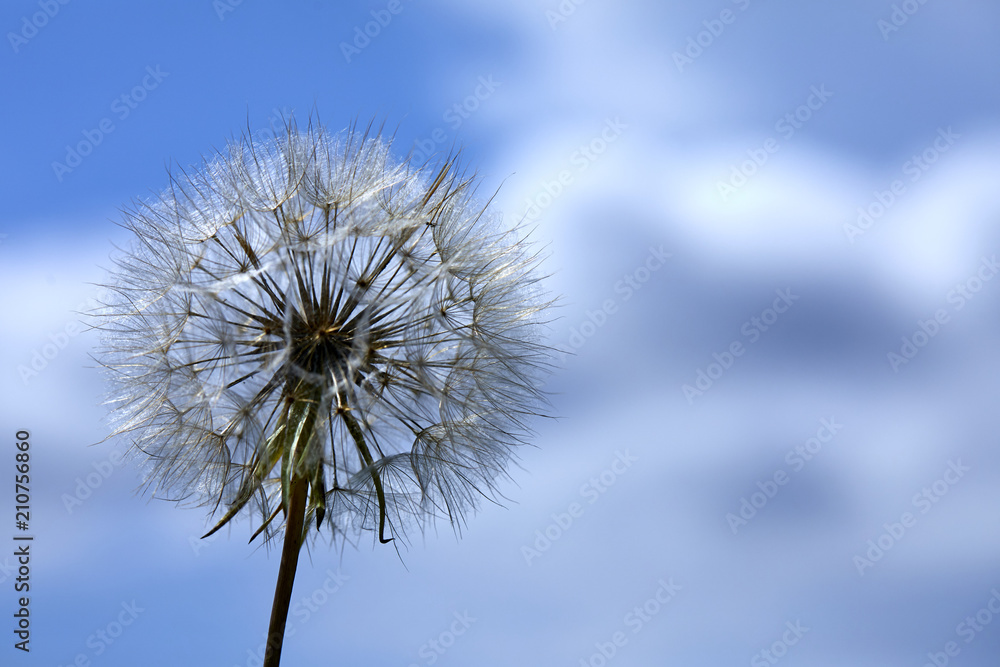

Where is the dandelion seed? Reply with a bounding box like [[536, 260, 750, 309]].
[[94, 118, 554, 665]]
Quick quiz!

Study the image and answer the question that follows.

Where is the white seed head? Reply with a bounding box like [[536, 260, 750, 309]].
[[95, 120, 554, 546]]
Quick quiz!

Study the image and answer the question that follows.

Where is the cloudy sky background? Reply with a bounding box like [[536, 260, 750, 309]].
[[3, 1, 1000, 665]]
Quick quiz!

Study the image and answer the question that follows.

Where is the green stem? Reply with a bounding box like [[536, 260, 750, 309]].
[[263, 473, 308, 667]]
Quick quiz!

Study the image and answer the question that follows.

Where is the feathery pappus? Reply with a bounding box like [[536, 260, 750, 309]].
[[95, 119, 555, 551]]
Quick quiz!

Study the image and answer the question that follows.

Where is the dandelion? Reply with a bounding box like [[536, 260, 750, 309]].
[[95, 119, 554, 665]]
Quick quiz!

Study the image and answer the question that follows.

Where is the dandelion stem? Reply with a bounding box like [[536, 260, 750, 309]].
[[263, 472, 308, 667]]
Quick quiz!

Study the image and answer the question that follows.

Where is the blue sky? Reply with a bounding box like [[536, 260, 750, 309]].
[[3, 1, 1000, 665]]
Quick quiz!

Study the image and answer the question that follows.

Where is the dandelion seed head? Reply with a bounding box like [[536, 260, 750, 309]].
[[96, 119, 554, 546]]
